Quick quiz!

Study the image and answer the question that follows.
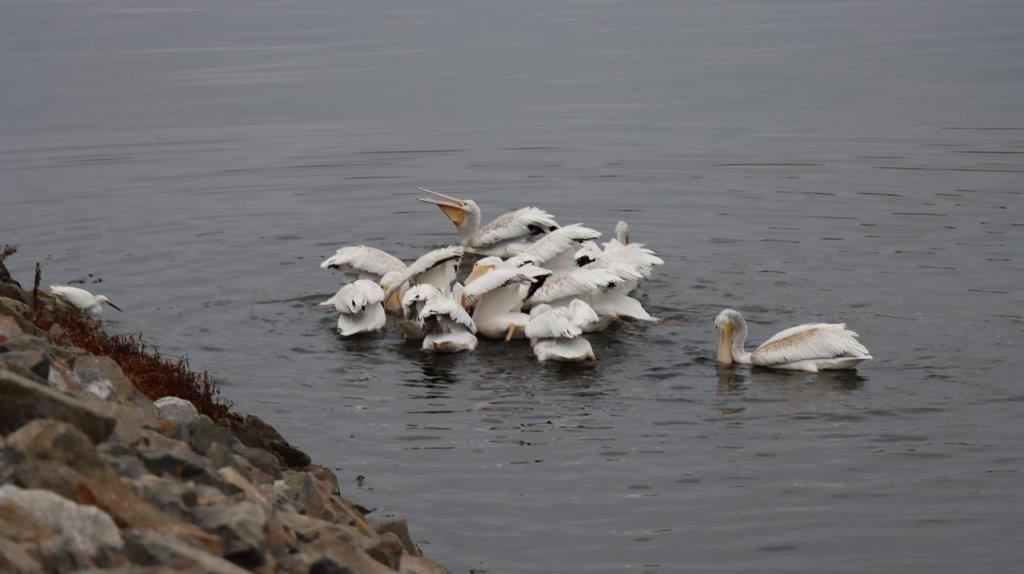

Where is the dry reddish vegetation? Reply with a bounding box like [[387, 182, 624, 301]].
[[36, 306, 236, 423], [3, 246, 236, 424]]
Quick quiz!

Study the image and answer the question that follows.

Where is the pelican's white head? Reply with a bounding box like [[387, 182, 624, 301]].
[[400, 284, 444, 319], [95, 295, 124, 312], [416, 188, 482, 244], [714, 309, 747, 365], [615, 221, 630, 244], [465, 256, 503, 286]]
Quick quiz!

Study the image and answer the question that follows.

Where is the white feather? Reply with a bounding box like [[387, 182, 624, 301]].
[[469, 207, 559, 249], [385, 246, 463, 295], [751, 323, 871, 367], [526, 267, 622, 306], [320, 245, 406, 279], [507, 224, 601, 267], [320, 279, 385, 314]]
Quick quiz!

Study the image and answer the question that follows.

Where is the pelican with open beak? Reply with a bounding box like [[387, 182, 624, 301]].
[[417, 187, 559, 257]]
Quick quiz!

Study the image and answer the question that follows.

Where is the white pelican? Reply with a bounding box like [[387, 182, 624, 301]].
[[570, 240, 663, 322], [49, 285, 123, 317], [321, 245, 408, 315], [462, 258, 541, 340], [615, 220, 630, 244], [416, 188, 559, 257], [383, 246, 463, 298], [574, 240, 663, 284], [526, 299, 600, 362], [397, 284, 446, 340], [714, 309, 872, 372], [320, 245, 405, 279], [522, 264, 656, 327], [506, 223, 601, 271], [419, 296, 478, 353], [319, 280, 386, 337]]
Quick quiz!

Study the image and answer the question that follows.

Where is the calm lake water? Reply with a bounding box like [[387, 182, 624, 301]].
[[3, 0, 1023, 572]]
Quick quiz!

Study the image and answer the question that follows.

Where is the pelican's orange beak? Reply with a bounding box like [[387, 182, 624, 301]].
[[417, 187, 468, 227]]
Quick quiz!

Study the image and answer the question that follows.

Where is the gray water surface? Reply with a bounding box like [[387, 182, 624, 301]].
[[3, 1, 1023, 572]]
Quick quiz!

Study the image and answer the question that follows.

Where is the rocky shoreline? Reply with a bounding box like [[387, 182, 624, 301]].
[[0, 254, 451, 573]]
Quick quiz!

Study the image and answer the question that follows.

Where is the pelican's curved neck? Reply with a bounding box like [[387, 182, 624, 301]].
[[718, 317, 751, 365], [731, 320, 751, 364], [459, 207, 482, 244]]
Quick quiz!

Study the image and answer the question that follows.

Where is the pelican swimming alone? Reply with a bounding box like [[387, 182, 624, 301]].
[[526, 299, 600, 362], [49, 285, 123, 317], [416, 188, 559, 257], [419, 295, 478, 353], [319, 279, 387, 337], [714, 309, 872, 372]]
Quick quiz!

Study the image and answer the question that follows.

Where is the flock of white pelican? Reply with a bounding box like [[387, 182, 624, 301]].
[[318, 188, 873, 371]]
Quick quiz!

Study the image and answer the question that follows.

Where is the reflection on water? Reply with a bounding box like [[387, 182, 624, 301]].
[[3, 0, 1024, 572]]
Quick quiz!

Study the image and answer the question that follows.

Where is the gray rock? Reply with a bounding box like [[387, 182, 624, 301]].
[[0, 485, 123, 570], [87, 378, 114, 400], [231, 414, 312, 469], [74, 355, 139, 404], [308, 556, 356, 574], [123, 529, 248, 573], [154, 396, 200, 422], [366, 532, 404, 570], [0, 316, 22, 341], [132, 475, 197, 518], [232, 442, 282, 479], [0, 298, 42, 336], [194, 500, 268, 568], [0, 334, 52, 382], [375, 519, 421, 556], [170, 415, 237, 456], [97, 442, 151, 479], [0, 282, 29, 305], [0, 369, 116, 443], [0, 538, 43, 574]]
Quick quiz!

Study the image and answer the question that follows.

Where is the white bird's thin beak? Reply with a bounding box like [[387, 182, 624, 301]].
[[107, 301, 124, 312]]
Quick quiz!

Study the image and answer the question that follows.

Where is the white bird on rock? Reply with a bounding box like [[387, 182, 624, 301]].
[[714, 309, 872, 372], [419, 295, 478, 353], [526, 299, 600, 362], [417, 188, 559, 257], [49, 285, 123, 317], [319, 280, 386, 337]]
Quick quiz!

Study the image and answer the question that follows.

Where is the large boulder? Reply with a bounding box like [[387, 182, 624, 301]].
[[230, 414, 311, 469], [0, 369, 115, 443], [123, 529, 247, 574], [74, 355, 143, 405], [154, 396, 200, 422], [0, 485, 123, 570], [193, 500, 268, 568]]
